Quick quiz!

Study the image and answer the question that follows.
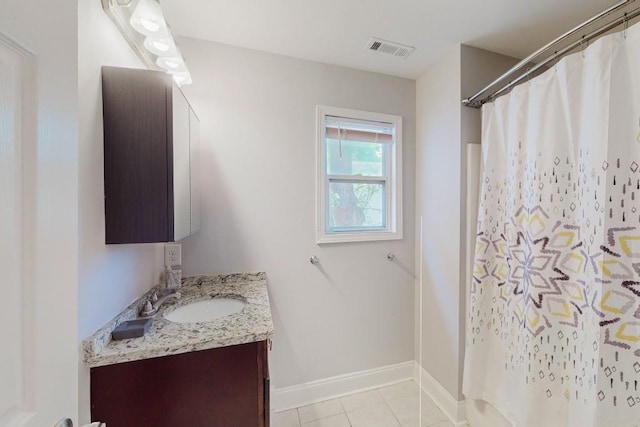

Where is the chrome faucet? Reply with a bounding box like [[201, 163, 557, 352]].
[[140, 291, 181, 317]]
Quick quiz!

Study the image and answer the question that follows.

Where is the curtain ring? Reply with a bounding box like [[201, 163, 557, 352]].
[[624, 12, 628, 39], [526, 68, 532, 83], [554, 51, 559, 71], [580, 36, 589, 59]]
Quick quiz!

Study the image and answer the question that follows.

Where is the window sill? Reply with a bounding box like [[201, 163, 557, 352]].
[[316, 230, 403, 244]]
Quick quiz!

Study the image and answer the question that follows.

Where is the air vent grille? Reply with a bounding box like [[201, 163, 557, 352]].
[[366, 37, 415, 59]]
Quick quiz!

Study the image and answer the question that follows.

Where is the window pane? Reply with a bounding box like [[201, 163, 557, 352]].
[[328, 181, 386, 231], [326, 138, 387, 176]]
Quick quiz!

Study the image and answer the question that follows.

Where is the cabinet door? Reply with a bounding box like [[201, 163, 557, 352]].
[[189, 108, 201, 233], [172, 86, 191, 241], [103, 67, 171, 243], [91, 343, 263, 426]]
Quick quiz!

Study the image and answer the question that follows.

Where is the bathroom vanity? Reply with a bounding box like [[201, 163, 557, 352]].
[[83, 273, 274, 427]]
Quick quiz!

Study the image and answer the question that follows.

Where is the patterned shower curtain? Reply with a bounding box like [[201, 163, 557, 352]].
[[463, 22, 640, 427]]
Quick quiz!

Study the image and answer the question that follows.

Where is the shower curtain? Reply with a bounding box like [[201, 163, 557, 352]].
[[464, 22, 640, 427]]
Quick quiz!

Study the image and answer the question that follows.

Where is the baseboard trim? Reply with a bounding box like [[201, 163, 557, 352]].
[[271, 361, 414, 412], [414, 362, 467, 426]]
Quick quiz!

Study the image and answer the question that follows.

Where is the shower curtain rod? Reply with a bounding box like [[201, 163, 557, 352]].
[[462, 0, 637, 108]]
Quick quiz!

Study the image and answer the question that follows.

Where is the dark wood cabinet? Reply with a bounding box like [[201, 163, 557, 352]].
[[90, 341, 270, 427], [102, 66, 200, 244]]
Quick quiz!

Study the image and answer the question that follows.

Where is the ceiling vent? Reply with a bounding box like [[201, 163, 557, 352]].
[[366, 37, 415, 59]]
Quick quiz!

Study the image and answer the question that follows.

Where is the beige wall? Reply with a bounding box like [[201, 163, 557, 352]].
[[177, 37, 417, 389], [416, 45, 519, 401], [416, 45, 463, 398]]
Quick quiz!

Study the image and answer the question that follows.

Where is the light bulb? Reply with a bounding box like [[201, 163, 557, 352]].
[[152, 40, 170, 52], [139, 17, 160, 33], [129, 0, 166, 36], [144, 36, 177, 56], [172, 74, 187, 84], [157, 57, 182, 69], [170, 71, 192, 86]]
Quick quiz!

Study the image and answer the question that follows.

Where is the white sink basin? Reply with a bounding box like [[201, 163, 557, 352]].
[[164, 298, 245, 323]]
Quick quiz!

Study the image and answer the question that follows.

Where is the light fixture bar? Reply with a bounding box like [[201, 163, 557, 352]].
[[101, 0, 192, 85]]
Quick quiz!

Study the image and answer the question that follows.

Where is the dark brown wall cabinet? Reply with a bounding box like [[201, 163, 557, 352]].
[[102, 66, 200, 244], [91, 341, 270, 427]]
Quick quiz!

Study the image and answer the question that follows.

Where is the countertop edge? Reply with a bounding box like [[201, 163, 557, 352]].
[[85, 327, 274, 368]]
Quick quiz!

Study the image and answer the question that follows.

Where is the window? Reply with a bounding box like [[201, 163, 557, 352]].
[[316, 106, 402, 243]]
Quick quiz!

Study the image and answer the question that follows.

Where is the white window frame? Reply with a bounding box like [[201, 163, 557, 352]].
[[316, 105, 403, 244]]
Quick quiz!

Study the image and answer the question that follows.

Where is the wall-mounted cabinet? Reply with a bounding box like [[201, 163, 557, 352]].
[[102, 66, 200, 244]]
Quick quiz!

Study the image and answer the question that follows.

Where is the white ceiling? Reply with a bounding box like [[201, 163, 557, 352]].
[[163, 0, 619, 79]]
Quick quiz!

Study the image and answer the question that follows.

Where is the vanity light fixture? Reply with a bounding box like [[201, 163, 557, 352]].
[[102, 0, 192, 85]]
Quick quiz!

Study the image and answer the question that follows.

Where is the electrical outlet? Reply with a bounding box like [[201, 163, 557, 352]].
[[164, 244, 181, 267]]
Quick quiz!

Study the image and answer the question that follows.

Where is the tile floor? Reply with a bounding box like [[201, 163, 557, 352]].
[[271, 380, 459, 427]]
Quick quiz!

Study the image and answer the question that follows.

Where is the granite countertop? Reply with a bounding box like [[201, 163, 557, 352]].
[[83, 272, 274, 368]]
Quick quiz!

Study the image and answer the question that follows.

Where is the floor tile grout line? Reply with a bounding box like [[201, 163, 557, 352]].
[[292, 380, 430, 427], [343, 409, 354, 427], [298, 398, 349, 425], [338, 397, 346, 415], [384, 400, 404, 427], [337, 397, 353, 427], [337, 398, 352, 427], [341, 388, 387, 413], [339, 397, 353, 427]]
